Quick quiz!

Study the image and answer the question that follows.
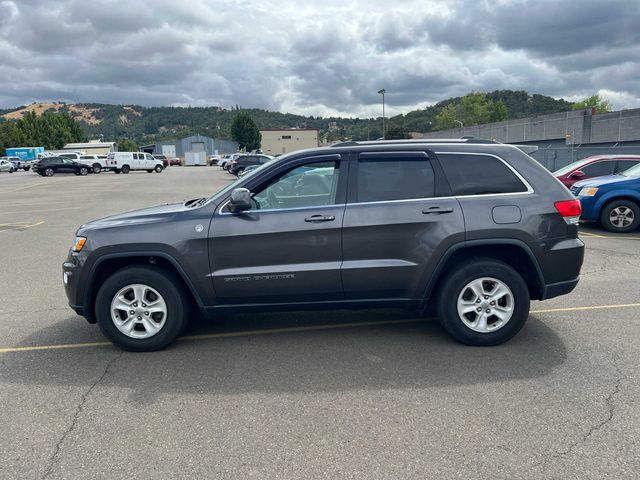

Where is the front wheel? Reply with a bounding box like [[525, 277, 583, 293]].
[[146, 169, 153, 173], [93, 164, 102, 174], [79, 167, 89, 176], [600, 199, 640, 233], [95, 266, 187, 351], [23, 166, 30, 171], [121, 165, 130, 174], [154, 165, 163, 173], [437, 259, 530, 346], [44, 167, 54, 177]]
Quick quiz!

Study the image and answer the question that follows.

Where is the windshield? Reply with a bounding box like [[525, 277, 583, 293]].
[[204, 159, 279, 205], [553, 158, 592, 176], [622, 163, 640, 178]]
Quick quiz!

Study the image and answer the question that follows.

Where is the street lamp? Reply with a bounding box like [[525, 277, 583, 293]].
[[378, 88, 386, 139]]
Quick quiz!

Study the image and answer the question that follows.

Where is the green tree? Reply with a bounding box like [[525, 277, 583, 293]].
[[117, 138, 138, 151], [385, 119, 409, 139], [0, 111, 84, 150], [572, 94, 612, 113], [434, 104, 459, 130], [489, 100, 508, 122], [230, 112, 261, 151], [460, 91, 492, 125]]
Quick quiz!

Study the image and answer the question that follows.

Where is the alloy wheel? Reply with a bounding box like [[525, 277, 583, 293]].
[[456, 277, 515, 333]]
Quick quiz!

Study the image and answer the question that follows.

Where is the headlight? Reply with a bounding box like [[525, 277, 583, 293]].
[[580, 187, 599, 197], [72, 236, 87, 252]]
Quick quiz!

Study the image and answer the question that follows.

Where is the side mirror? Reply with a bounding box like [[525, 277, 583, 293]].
[[228, 188, 252, 213], [570, 170, 585, 178]]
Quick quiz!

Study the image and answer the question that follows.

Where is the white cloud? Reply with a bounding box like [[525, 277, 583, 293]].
[[0, 0, 639, 115]]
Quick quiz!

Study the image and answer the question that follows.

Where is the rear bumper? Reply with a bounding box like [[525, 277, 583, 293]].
[[541, 277, 579, 300]]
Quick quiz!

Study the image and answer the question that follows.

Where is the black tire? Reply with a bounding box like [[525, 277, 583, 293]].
[[146, 169, 153, 173], [154, 165, 163, 173], [235, 167, 244, 177], [93, 164, 102, 174], [44, 167, 54, 177], [9, 168, 14, 173], [121, 164, 130, 174], [600, 199, 640, 233], [114, 169, 121, 174], [437, 258, 530, 346], [79, 167, 89, 176], [23, 166, 30, 171], [95, 266, 188, 352]]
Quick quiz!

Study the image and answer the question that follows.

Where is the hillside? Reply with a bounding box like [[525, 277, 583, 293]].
[[0, 90, 573, 143]]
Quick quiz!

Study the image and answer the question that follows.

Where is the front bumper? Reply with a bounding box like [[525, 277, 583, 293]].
[[63, 250, 95, 323]]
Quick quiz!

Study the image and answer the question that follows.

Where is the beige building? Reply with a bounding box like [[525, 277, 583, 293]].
[[260, 128, 319, 155], [63, 140, 116, 155]]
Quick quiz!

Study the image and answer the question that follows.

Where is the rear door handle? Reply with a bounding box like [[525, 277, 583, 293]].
[[422, 207, 454, 215], [304, 214, 335, 223]]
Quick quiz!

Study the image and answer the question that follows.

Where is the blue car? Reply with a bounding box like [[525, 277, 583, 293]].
[[571, 163, 640, 232]]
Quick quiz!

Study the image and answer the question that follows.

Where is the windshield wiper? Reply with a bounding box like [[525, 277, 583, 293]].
[[185, 197, 206, 207]]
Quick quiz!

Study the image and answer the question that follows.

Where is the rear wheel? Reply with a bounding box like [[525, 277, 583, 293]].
[[44, 167, 54, 177], [95, 266, 188, 351], [235, 167, 244, 177], [146, 169, 153, 173], [437, 259, 530, 346], [93, 164, 102, 174], [23, 166, 30, 171], [600, 199, 640, 233], [79, 167, 89, 176], [114, 169, 121, 174], [121, 164, 130, 174], [154, 165, 163, 173]]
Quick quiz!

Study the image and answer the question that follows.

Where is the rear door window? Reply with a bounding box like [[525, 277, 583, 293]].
[[616, 159, 640, 173], [581, 161, 615, 177], [354, 153, 435, 202], [438, 153, 528, 196]]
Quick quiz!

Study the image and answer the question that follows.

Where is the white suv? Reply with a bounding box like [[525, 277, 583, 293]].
[[107, 152, 164, 174]]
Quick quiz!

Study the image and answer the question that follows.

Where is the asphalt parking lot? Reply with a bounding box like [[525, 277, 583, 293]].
[[1, 167, 639, 479]]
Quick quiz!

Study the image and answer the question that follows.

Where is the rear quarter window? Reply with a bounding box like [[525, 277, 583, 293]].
[[438, 153, 529, 196]]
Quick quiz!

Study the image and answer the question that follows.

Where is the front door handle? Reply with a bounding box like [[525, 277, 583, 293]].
[[305, 214, 335, 223], [422, 207, 454, 215]]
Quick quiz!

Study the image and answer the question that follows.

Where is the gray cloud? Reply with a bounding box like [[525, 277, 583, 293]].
[[0, 0, 639, 117]]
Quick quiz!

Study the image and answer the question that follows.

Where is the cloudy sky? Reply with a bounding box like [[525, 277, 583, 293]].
[[0, 0, 639, 117]]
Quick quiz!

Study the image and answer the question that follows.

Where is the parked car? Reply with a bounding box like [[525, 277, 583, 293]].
[[228, 154, 274, 176], [0, 158, 16, 173], [220, 154, 241, 170], [80, 155, 113, 174], [32, 157, 92, 177], [63, 139, 584, 352], [106, 152, 164, 174], [208, 154, 221, 166], [554, 155, 640, 188], [1, 156, 31, 171], [571, 162, 640, 232]]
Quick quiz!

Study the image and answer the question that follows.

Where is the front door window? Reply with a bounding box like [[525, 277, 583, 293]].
[[251, 161, 340, 210]]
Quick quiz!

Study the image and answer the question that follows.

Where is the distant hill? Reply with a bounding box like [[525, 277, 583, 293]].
[[0, 90, 573, 143]]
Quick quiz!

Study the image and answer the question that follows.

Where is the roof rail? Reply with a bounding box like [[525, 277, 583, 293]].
[[329, 138, 498, 147]]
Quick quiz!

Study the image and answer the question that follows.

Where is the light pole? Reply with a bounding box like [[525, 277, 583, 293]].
[[378, 88, 386, 139]]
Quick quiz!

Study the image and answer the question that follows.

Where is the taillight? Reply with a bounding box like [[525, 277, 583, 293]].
[[554, 199, 581, 225]]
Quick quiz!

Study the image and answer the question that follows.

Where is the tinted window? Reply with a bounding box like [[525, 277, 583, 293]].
[[439, 154, 528, 195], [581, 161, 615, 176], [252, 161, 339, 210], [356, 154, 435, 202], [616, 160, 640, 173]]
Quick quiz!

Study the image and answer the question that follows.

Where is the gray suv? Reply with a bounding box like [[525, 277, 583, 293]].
[[63, 139, 584, 351]]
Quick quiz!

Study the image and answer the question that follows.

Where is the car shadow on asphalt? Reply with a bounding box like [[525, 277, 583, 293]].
[[1, 310, 566, 402]]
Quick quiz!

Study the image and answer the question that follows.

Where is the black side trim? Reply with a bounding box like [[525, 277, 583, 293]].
[[420, 238, 546, 306], [83, 251, 206, 322]]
